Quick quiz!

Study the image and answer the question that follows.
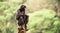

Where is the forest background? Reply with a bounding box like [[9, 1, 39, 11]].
[[0, 0, 60, 33]]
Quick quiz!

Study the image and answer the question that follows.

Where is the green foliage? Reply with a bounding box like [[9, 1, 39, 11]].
[[0, 0, 24, 33], [0, 0, 60, 33], [0, 0, 7, 2], [28, 9, 60, 33], [57, 0, 60, 2]]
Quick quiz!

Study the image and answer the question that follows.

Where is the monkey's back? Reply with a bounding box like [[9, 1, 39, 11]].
[[18, 15, 29, 26]]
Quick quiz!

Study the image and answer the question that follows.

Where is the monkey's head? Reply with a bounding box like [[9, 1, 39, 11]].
[[20, 5, 26, 9], [19, 5, 26, 12]]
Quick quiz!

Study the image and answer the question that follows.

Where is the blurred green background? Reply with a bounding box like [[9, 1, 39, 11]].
[[0, 0, 60, 33]]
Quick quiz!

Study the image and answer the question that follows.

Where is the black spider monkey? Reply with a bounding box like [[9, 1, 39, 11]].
[[16, 5, 26, 20], [16, 5, 29, 31]]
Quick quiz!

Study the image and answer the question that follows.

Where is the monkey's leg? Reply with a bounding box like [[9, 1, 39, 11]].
[[24, 24, 28, 31]]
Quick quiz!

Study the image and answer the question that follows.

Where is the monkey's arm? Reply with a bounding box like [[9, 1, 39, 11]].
[[16, 10, 20, 20], [24, 15, 29, 24]]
